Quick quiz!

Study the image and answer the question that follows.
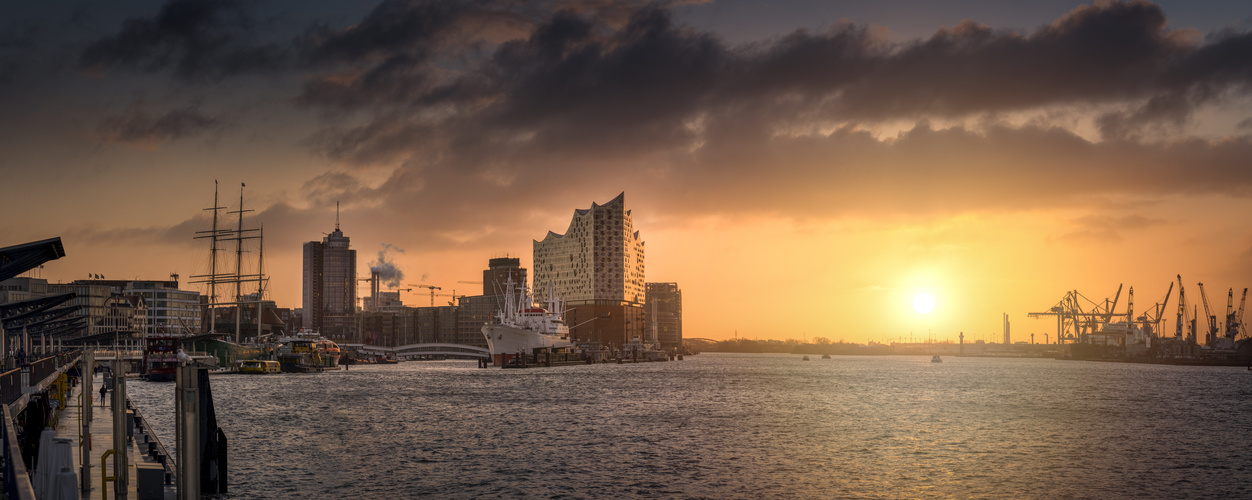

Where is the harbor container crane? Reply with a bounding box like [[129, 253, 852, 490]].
[[1197, 282, 1218, 346], [1136, 282, 1172, 338], [1226, 288, 1248, 340], [1176, 275, 1195, 342]]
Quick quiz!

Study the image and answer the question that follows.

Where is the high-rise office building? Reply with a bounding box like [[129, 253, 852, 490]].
[[646, 282, 683, 351], [533, 192, 645, 345], [303, 222, 357, 340], [482, 257, 526, 295]]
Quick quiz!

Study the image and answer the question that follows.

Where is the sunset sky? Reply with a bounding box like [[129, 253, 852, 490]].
[[2, 0, 1251, 343]]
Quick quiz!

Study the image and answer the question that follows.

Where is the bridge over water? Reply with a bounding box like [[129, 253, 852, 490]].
[[342, 343, 489, 360]]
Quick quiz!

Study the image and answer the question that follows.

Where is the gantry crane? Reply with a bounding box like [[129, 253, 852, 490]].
[[408, 284, 442, 307]]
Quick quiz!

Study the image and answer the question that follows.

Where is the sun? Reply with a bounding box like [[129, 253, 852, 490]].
[[913, 293, 936, 314]]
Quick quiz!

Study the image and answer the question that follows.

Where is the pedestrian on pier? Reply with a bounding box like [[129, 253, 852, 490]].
[[99, 383, 107, 406]]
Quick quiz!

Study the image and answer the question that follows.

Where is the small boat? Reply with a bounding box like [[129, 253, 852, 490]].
[[821, 354, 831, 359], [931, 355, 942, 363], [802, 355, 810, 361], [238, 360, 280, 374]]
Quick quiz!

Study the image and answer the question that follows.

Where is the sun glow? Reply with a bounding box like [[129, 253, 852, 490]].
[[913, 293, 935, 314]]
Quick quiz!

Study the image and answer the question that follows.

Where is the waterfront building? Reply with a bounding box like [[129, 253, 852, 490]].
[[533, 193, 646, 346], [46, 281, 136, 343], [122, 280, 203, 335], [415, 306, 460, 344], [645, 282, 683, 350], [0, 277, 49, 304], [482, 257, 526, 295], [303, 221, 357, 341]]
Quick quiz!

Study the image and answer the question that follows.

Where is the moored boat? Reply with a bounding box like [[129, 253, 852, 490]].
[[238, 359, 280, 374], [276, 329, 341, 372], [142, 335, 181, 381], [481, 278, 573, 365]]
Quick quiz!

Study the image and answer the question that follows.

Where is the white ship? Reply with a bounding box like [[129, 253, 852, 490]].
[[482, 278, 573, 365]]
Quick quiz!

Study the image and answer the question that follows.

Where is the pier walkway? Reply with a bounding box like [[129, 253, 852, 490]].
[[53, 373, 176, 500]]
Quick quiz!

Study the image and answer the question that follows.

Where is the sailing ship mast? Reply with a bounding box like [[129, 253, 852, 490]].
[[192, 182, 265, 343]]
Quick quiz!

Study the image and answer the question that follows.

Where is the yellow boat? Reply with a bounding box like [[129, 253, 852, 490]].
[[238, 360, 281, 374]]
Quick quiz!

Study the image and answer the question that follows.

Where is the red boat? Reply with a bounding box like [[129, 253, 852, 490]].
[[143, 336, 181, 381]]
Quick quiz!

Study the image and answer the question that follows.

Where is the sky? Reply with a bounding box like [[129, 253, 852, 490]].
[[2, 0, 1251, 344]]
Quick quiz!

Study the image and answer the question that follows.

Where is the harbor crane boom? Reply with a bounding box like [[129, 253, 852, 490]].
[[1229, 287, 1248, 339], [1127, 286, 1134, 325], [1198, 282, 1218, 346], [1139, 282, 1173, 337], [1176, 275, 1191, 341]]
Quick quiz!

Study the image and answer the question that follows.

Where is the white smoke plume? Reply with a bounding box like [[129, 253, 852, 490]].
[[369, 243, 406, 288]]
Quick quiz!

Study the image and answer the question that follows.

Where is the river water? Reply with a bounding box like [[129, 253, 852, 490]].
[[127, 353, 1252, 499]]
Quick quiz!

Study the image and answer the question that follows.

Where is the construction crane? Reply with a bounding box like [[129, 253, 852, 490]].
[[408, 284, 442, 307], [432, 292, 467, 306], [1226, 287, 1248, 340], [1197, 282, 1218, 346]]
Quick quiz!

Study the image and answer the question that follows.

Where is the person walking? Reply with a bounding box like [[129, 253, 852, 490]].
[[99, 382, 107, 407]]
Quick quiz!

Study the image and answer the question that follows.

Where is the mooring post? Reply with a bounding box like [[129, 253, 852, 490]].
[[176, 364, 200, 500], [113, 359, 128, 498]]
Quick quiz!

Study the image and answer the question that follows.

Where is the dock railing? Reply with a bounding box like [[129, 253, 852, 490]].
[[1, 404, 36, 499]]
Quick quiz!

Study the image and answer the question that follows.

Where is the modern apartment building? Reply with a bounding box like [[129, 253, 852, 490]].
[[645, 282, 683, 350]]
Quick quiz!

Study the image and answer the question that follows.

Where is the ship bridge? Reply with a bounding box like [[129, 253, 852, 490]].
[[343, 343, 489, 360]]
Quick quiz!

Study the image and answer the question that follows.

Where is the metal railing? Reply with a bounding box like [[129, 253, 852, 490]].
[[1, 404, 36, 499]]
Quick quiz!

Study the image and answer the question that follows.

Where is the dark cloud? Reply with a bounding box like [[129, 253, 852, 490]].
[[72, 1, 1252, 248], [93, 100, 221, 148], [1059, 213, 1167, 243], [0, 22, 39, 84], [78, 0, 287, 80], [296, 2, 1252, 168]]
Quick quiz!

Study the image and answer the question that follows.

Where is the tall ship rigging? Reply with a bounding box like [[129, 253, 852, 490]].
[[189, 182, 271, 361]]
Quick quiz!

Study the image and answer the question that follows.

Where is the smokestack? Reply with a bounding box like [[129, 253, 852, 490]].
[[371, 270, 380, 311]]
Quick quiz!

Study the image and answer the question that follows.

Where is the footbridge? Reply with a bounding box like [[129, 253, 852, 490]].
[[343, 343, 489, 360]]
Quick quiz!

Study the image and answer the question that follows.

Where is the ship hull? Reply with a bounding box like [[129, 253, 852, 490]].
[[483, 323, 573, 364]]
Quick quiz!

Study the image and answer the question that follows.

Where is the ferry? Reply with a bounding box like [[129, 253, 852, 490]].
[[481, 278, 573, 366], [276, 330, 342, 372], [238, 360, 280, 374]]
